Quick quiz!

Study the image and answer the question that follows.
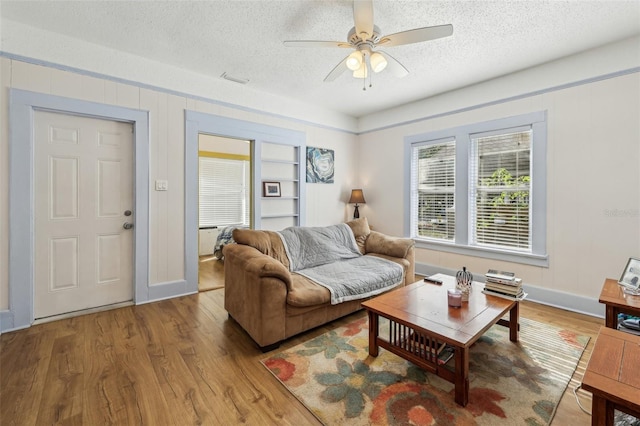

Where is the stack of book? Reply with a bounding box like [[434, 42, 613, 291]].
[[401, 334, 455, 365], [483, 269, 527, 301]]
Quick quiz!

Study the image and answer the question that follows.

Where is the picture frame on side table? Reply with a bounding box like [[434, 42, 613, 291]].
[[263, 181, 281, 197], [618, 257, 640, 295]]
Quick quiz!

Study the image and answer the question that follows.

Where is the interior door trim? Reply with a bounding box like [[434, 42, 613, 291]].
[[6, 88, 150, 331], [184, 110, 306, 295]]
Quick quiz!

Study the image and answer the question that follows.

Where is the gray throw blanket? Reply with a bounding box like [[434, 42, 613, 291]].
[[278, 224, 404, 304], [278, 224, 361, 271]]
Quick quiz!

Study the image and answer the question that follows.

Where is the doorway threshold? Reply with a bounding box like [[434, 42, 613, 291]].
[[33, 301, 134, 325]]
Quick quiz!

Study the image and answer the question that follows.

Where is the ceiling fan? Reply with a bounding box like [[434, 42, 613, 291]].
[[283, 0, 453, 87]]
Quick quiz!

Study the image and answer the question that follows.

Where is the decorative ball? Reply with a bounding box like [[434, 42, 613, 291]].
[[455, 266, 473, 301]]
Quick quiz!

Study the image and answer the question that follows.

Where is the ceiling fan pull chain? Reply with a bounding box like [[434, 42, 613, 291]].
[[362, 52, 367, 90]]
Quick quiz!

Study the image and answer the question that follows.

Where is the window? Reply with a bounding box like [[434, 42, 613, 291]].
[[470, 129, 531, 250], [405, 112, 547, 266], [411, 139, 456, 241], [199, 156, 250, 228]]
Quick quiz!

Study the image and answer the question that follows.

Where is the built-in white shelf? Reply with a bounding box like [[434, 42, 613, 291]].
[[261, 196, 299, 200], [259, 142, 302, 229]]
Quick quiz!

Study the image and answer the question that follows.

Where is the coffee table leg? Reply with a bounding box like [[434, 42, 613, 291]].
[[605, 305, 618, 329], [368, 311, 379, 357], [454, 346, 469, 406], [590, 394, 616, 426], [509, 302, 519, 342]]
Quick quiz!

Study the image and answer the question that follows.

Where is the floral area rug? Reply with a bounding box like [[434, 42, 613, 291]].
[[261, 316, 589, 425]]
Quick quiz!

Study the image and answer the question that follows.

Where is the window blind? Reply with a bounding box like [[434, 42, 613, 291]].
[[470, 130, 531, 251], [411, 140, 456, 241], [199, 157, 249, 228]]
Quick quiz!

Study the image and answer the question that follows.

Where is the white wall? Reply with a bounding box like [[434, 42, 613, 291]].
[[359, 70, 640, 312], [359, 36, 640, 133], [0, 57, 359, 314]]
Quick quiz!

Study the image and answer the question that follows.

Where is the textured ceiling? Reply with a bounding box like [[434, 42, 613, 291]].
[[2, 0, 639, 118]]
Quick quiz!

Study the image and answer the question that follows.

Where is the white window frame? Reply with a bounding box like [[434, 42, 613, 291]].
[[404, 111, 548, 267]]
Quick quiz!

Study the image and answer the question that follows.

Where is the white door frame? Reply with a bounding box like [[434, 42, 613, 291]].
[[7, 89, 150, 330]]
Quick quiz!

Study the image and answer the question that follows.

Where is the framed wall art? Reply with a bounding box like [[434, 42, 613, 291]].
[[263, 181, 281, 197], [306, 147, 334, 183], [619, 257, 640, 292]]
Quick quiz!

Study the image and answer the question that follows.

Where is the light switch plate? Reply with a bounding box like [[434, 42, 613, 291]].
[[155, 179, 168, 191]]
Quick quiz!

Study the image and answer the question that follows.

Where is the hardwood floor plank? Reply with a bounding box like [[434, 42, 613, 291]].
[[35, 333, 84, 425], [1, 329, 58, 425], [136, 301, 220, 425], [81, 308, 172, 425]]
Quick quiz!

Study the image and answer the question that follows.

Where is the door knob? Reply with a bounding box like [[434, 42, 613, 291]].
[[124, 210, 132, 216], [123, 222, 134, 230]]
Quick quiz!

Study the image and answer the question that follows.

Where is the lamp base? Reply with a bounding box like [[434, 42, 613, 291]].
[[353, 204, 360, 219]]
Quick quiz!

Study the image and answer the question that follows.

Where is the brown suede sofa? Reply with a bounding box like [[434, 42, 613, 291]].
[[223, 218, 415, 351]]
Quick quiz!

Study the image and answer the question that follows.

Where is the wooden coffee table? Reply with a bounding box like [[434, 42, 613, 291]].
[[361, 274, 519, 406]]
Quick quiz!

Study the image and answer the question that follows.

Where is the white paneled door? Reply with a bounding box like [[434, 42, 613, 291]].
[[34, 111, 134, 319]]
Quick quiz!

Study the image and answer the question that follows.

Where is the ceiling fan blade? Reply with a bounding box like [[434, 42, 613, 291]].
[[378, 51, 409, 78], [283, 40, 351, 48], [324, 57, 349, 82], [353, 0, 374, 40], [379, 24, 453, 47]]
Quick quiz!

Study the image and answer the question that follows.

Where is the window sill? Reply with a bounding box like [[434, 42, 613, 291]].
[[414, 238, 548, 267]]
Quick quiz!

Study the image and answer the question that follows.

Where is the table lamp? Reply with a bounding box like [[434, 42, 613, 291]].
[[348, 189, 366, 219]]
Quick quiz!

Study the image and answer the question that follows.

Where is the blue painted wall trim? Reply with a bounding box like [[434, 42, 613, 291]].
[[2, 51, 636, 137], [360, 67, 640, 134], [0, 51, 356, 136]]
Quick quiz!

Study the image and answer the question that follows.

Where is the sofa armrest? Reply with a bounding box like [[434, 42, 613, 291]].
[[223, 243, 291, 348], [365, 231, 416, 286], [223, 243, 292, 286], [365, 231, 414, 259]]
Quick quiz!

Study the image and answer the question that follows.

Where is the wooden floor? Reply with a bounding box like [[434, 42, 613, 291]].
[[198, 255, 225, 292], [0, 272, 604, 425]]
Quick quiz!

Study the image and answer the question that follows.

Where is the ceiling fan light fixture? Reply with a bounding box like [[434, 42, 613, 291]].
[[353, 61, 368, 79], [370, 52, 387, 73], [346, 51, 363, 71]]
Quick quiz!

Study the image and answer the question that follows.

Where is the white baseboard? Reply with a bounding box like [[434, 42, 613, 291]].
[[415, 262, 604, 319]]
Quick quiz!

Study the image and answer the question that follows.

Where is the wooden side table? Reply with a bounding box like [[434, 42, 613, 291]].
[[582, 326, 640, 426], [598, 278, 640, 328]]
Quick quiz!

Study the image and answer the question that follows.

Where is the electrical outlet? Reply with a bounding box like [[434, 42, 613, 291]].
[[155, 180, 168, 191]]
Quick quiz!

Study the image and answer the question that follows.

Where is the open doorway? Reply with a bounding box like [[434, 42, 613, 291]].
[[197, 134, 252, 291]]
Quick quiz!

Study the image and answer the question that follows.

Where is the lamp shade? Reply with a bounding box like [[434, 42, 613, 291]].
[[370, 52, 387, 73], [348, 189, 366, 204], [352, 61, 368, 79], [346, 51, 363, 71]]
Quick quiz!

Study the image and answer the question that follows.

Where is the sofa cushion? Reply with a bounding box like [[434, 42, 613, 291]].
[[365, 253, 410, 281], [346, 217, 371, 254]]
